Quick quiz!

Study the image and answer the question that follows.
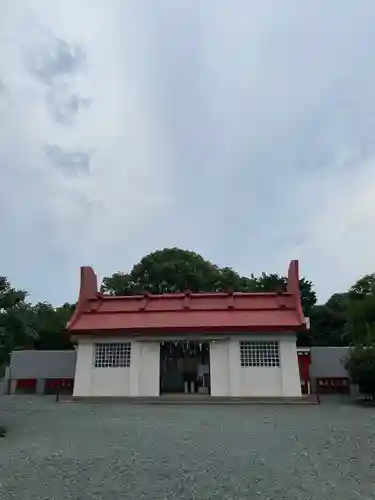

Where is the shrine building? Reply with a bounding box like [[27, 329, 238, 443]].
[[67, 260, 307, 398]]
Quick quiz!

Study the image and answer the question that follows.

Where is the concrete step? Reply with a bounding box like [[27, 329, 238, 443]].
[[63, 395, 319, 405]]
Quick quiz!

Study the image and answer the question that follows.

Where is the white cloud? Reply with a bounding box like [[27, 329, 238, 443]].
[[1, 0, 375, 304]]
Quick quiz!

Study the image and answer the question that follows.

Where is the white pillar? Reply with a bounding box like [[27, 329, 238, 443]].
[[129, 341, 141, 396], [210, 340, 230, 396], [279, 336, 302, 397], [138, 342, 160, 396], [73, 341, 93, 397], [228, 339, 240, 397]]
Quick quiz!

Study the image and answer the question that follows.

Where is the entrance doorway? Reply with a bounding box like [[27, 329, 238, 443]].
[[159, 341, 210, 395]]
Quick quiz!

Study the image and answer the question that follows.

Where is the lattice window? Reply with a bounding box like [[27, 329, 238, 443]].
[[240, 341, 280, 367], [94, 343, 131, 368]]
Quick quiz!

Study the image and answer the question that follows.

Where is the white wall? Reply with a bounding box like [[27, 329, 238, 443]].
[[138, 342, 160, 396], [73, 340, 93, 396], [209, 335, 301, 397], [73, 334, 301, 398], [73, 338, 160, 397], [279, 336, 302, 397], [90, 366, 131, 396], [239, 364, 282, 397], [210, 340, 230, 396]]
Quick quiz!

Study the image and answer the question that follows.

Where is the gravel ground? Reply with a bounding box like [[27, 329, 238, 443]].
[[1, 396, 375, 500]]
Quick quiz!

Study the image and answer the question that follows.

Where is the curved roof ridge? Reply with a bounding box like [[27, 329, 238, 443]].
[[66, 261, 306, 334]]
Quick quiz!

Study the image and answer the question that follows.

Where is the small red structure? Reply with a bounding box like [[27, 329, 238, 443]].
[[297, 348, 311, 394], [15, 378, 37, 394], [44, 378, 74, 395], [316, 377, 350, 394]]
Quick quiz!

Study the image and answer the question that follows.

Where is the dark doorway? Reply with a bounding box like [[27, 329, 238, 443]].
[[159, 341, 210, 395]]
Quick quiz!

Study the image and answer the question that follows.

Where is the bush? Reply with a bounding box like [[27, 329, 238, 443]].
[[345, 345, 375, 399]]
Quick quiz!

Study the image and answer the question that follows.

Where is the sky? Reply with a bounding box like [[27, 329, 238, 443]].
[[1, 1, 375, 306]]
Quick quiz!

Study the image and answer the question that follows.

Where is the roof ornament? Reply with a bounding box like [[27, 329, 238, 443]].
[[140, 293, 150, 310], [184, 290, 191, 309], [226, 287, 235, 309]]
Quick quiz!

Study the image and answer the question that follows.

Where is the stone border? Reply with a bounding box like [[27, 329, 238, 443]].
[[61, 395, 319, 405]]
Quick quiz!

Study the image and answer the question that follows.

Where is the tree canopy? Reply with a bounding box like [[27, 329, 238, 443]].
[[101, 248, 317, 346], [3, 247, 375, 358], [0, 277, 76, 367], [0, 277, 38, 366], [339, 274, 375, 398], [345, 345, 375, 399], [308, 293, 349, 346], [344, 274, 375, 346], [31, 302, 75, 350], [101, 248, 317, 315]]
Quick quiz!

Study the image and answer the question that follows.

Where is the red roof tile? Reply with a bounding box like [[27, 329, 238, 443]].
[[67, 260, 306, 336]]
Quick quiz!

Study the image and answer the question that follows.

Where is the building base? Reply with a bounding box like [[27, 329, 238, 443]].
[[66, 394, 318, 405]]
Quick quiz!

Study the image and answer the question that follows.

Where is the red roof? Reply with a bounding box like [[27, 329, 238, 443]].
[[67, 260, 306, 336]]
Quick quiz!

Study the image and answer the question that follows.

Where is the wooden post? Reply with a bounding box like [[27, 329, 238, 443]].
[[55, 380, 61, 403]]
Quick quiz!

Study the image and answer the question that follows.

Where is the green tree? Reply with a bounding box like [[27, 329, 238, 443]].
[[32, 302, 75, 350], [309, 293, 349, 346], [345, 345, 375, 399], [343, 274, 375, 399], [254, 273, 316, 316], [101, 248, 316, 315], [345, 274, 375, 345], [348, 273, 375, 300], [101, 272, 140, 296], [346, 296, 375, 345], [0, 277, 37, 367], [127, 248, 223, 293], [101, 248, 224, 295]]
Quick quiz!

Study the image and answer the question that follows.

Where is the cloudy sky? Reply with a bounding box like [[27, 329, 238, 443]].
[[1, 1, 375, 305]]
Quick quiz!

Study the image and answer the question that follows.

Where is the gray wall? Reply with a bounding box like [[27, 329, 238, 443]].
[[310, 347, 350, 379], [4, 347, 351, 382], [7, 350, 76, 380]]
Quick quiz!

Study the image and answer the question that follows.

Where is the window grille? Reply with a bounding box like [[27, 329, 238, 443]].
[[240, 341, 280, 367], [94, 343, 131, 368]]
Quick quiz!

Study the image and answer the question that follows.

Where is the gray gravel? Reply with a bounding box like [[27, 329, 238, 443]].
[[1, 396, 375, 499]]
